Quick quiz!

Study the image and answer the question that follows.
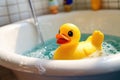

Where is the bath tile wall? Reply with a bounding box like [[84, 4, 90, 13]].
[[0, 0, 120, 26]]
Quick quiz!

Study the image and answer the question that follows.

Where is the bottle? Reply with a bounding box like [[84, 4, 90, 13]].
[[49, 0, 59, 14], [64, 0, 73, 12], [91, 0, 102, 10]]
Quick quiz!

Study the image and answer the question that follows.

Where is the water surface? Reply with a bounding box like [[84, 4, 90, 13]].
[[21, 34, 120, 59]]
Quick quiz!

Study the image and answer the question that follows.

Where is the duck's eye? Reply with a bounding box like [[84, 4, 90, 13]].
[[58, 30, 60, 33], [68, 31, 73, 37]]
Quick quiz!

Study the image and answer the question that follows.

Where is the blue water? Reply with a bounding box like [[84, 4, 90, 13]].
[[21, 34, 120, 60]]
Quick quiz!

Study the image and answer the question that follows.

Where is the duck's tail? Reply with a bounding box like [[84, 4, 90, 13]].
[[91, 30, 104, 50]]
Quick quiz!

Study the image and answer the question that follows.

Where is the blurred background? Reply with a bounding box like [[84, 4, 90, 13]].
[[0, 0, 120, 26]]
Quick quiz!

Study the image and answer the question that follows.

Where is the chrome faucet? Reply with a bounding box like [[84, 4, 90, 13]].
[[28, 0, 44, 46]]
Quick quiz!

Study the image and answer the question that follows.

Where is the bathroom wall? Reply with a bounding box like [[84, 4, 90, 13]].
[[0, 0, 120, 26]]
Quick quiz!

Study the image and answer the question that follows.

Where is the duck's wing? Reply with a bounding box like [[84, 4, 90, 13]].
[[91, 30, 104, 50]]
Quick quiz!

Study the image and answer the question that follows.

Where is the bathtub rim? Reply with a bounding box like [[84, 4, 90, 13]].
[[0, 48, 120, 76]]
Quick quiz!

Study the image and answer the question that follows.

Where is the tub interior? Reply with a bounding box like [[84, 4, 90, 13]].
[[0, 22, 39, 54], [0, 10, 120, 56], [39, 10, 120, 40]]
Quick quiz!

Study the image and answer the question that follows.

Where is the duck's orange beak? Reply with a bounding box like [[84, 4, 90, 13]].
[[56, 34, 71, 44]]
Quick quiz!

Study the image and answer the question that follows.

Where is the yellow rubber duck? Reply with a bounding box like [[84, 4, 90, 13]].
[[53, 23, 104, 60]]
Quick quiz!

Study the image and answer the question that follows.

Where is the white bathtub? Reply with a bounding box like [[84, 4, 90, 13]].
[[0, 10, 120, 80]]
